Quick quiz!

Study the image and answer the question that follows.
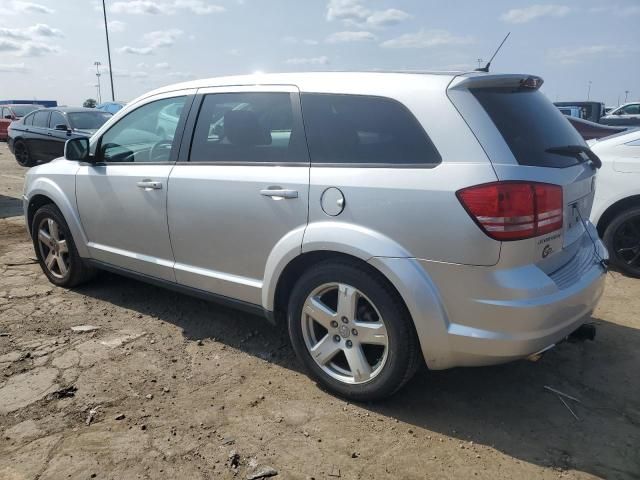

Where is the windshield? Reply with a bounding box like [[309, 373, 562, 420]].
[[68, 112, 112, 130], [472, 88, 587, 168], [11, 105, 41, 117]]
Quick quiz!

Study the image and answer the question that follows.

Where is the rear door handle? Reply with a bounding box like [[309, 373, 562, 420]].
[[137, 180, 163, 190], [260, 188, 298, 199]]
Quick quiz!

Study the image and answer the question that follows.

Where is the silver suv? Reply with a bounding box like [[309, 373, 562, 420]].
[[23, 72, 608, 400]]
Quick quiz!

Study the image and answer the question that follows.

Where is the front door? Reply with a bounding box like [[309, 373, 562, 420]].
[[76, 93, 191, 281], [168, 86, 310, 305]]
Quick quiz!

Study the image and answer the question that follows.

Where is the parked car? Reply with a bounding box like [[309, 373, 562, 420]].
[[554, 101, 605, 123], [600, 102, 640, 127], [23, 72, 607, 400], [566, 116, 627, 141], [96, 101, 126, 114], [0, 104, 43, 141], [590, 129, 640, 277], [8, 107, 111, 167]]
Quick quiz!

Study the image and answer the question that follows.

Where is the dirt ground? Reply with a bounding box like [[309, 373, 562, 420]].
[[0, 142, 639, 480]]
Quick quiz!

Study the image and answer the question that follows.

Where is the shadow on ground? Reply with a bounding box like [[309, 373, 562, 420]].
[[0, 194, 22, 219], [77, 271, 640, 480]]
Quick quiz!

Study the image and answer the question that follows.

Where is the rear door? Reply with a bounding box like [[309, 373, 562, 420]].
[[449, 75, 598, 271], [167, 86, 310, 305], [28, 110, 51, 161]]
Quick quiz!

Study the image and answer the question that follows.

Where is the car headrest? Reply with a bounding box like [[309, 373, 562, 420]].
[[223, 110, 271, 146]]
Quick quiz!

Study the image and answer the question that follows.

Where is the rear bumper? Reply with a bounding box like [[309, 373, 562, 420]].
[[413, 231, 608, 369]]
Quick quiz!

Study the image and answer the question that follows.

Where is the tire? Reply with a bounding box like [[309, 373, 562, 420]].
[[603, 206, 640, 278], [14, 140, 36, 167], [31, 204, 95, 288], [287, 260, 421, 401]]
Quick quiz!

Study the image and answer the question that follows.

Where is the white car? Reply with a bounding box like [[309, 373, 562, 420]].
[[590, 129, 640, 277]]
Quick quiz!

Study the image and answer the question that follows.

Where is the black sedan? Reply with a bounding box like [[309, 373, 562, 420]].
[[8, 107, 111, 167]]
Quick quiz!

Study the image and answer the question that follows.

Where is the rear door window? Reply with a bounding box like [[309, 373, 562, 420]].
[[32, 111, 50, 128], [189, 92, 307, 163], [471, 88, 587, 168], [301, 93, 441, 166]]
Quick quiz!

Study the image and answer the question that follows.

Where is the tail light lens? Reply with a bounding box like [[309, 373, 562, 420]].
[[456, 181, 563, 241]]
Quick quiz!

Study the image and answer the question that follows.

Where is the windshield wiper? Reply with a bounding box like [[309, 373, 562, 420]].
[[545, 145, 602, 169]]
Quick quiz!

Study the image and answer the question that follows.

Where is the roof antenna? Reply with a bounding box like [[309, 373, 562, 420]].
[[476, 32, 511, 72]]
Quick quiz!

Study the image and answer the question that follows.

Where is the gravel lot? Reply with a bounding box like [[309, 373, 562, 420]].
[[0, 142, 639, 480]]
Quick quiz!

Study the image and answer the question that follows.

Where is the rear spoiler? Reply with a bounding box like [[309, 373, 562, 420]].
[[448, 73, 544, 91]]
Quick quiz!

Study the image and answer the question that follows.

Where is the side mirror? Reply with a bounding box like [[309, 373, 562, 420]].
[[64, 137, 90, 162], [55, 124, 68, 131], [4, 115, 12, 120]]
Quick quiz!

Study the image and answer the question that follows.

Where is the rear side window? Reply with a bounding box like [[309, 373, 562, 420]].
[[33, 111, 50, 128], [472, 88, 586, 168], [189, 92, 307, 163], [301, 93, 441, 166]]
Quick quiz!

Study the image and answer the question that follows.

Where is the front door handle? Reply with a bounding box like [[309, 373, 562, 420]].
[[137, 180, 163, 190], [260, 188, 298, 199]]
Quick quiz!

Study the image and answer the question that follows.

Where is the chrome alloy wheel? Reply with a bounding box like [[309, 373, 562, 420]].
[[37, 217, 69, 279], [301, 283, 389, 384]]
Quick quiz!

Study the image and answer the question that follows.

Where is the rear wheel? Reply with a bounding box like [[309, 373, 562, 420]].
[[603, 206, 640, 278], [31, 204, 94, 287], [14, 140, 35, 167], [288, 260, 420, 401]]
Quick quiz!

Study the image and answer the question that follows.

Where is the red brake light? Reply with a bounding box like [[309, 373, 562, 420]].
[[456, 182, 563, 241]]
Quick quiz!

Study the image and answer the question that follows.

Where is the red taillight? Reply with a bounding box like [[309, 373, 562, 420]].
[[456, 182, 563, 241]]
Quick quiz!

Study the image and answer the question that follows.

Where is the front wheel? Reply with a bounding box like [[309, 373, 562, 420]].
[[14, 140, 35, 167], [288, 260, 421, 401], [603, 206, 640, 278], [31, 204, 95, 287]]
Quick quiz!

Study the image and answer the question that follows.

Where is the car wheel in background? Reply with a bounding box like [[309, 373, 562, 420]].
[[603, 206, 640, 278], [31, 204, 95, 287], [14, 140, 35, 167], [287, 260, 421, 401]]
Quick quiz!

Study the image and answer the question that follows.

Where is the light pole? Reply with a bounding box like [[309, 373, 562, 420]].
[[624, 90, 630, 103], [102, 0, 115, 101], [94, 84, 100, 103], [587, 80, 592, 100], [94, 61, 102, 104]]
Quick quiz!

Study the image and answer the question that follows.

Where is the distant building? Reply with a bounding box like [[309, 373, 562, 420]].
[[0, 99, 58, 108]]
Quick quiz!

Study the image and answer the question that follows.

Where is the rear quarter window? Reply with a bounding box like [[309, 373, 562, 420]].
[[471, 88, 586, 168], [300, 93, 441, 166]]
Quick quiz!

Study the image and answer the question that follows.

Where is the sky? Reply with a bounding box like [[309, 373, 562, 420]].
[[0, 0, 638, 107]]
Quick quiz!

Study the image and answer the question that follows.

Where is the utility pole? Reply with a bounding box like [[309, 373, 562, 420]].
[[102, 0, 115, 101], [94, 61, 102, 104], [587, 80, 592, 100]]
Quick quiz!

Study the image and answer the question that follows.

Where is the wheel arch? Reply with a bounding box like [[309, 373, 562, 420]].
[[596, 195, 640, 237], [26, 181, 90, 258]]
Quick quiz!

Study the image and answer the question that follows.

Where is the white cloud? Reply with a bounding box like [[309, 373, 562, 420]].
[[326, 31, 376, 43], [0, 24, 63, 40], [366, 9, 411, 27], [547, 45, 629, 64], [144, 29, 183, 48], [0, 63, 29, 73], [110, 0, 224, 15], [155, 62, 170, 69], [117, 46, 154, 55], [327, 0, 370, 22], [381, 29, 473, 48], [18, 41, 60, 57], [0, 1, 54, 15], [0, 39, 22, 52], [501, 4, 570, 24], [108, 20, 126, 32], [285, 56, 330, 65]]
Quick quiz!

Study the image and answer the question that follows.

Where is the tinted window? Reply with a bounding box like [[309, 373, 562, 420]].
[[100, 96, 186, 163], [300, 93, 440, 166], [23, 113, 34, 126], [190, 92, 305, 163], [68, 112, 111, 130], [49, 111, 67, 129], [33, 111, 50, 128], [622, 104, 640, 115], [472, 88, 586, 168]]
